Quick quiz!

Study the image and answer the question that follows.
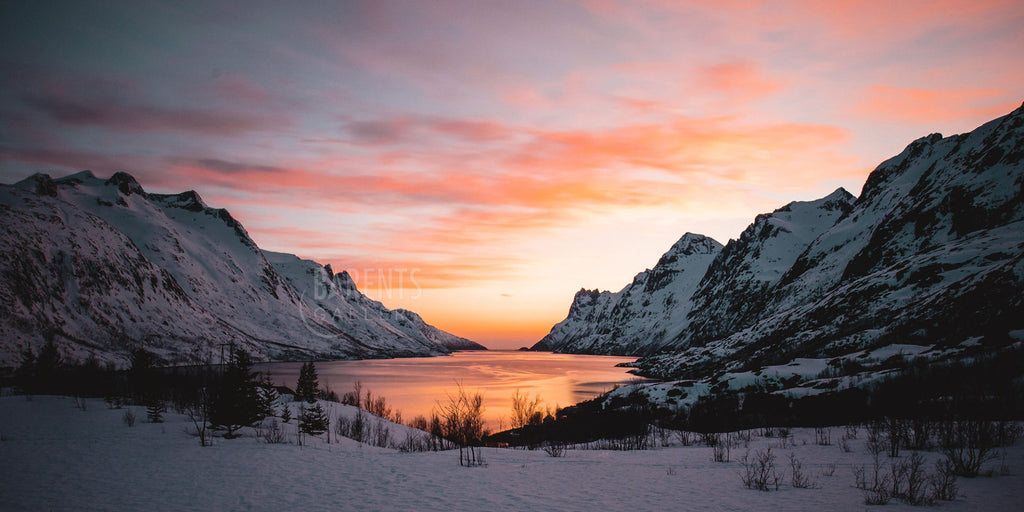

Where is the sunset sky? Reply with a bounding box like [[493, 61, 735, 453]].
[[1, 1, 1021, 349]]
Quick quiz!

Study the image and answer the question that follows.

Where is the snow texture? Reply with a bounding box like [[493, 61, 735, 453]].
[[0, 172, 483, 367], [2, 396, 1022, 512]]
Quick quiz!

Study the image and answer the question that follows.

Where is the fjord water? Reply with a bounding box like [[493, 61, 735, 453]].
[[257, 351, 646, 428]]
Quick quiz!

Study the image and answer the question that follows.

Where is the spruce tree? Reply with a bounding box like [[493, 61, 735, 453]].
[[295, 361, 319, 403], [210, 348, 260, 438], [281, 405, 292, 423], [256, 373, 279, 419], [147, 401, 166, 423], [299, 402, 329, 436]]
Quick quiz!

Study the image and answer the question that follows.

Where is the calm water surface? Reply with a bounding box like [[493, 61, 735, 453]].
[[257, 351, 647, 428]]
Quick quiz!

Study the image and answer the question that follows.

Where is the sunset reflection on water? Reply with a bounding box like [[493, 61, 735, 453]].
[[257, 351, 648, 429]]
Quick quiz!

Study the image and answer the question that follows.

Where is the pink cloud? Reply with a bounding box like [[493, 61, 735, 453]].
[[851, 86, 1017, 124]]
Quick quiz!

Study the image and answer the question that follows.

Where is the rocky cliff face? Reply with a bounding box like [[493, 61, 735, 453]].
[[0, 171, 483, 367], [537, 104, 1024, 387]]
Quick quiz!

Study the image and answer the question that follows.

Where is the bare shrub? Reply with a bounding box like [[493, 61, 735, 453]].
[[856, 454, 892, 505], [902, 452, 931, 505], [712, 440, 729, 462], [676, 430, 695, 447], [511, 389, 543, 429], [845, 425, 859, 440], [395, 429, 431, 452], [372, 417, 392, 448], [740, 448, 777, 491], [884, 417, 907, 458], [122, 408, 136, 427], [821, 463, 836, 477], [364, 390, 392, 421], [938, 420, 1000, 477], [542, 440, 567, 457], [928, 457, 959, 501], [814, 427, 831, 446], [185, 388, 212, 447], [439, 383, 486, 466], [789, 452, 816, 488], [341, 381, 362, 408], [263, 418, 285, 444]]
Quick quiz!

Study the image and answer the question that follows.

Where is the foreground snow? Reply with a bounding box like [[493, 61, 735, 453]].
[[1, 396, 1021, 511]]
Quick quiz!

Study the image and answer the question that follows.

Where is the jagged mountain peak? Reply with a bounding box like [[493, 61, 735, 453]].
[[13, 173, 58, 197], [149, 190, 209, 212], [105, 171, 145, 196]]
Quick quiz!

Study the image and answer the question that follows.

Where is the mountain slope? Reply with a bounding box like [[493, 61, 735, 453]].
[[533, 233, 721, 355], [0, 172, 483, 366], [536, 103, 1024, 392]]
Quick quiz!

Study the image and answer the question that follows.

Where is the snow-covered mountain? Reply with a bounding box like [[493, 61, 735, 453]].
[[533, 233, 721, 355], [0, 171, 483, 367], [536, 103, 1024, 386]]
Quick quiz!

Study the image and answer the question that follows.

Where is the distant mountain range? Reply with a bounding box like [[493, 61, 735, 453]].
[[0, 171, 484, 367], [535, 103, 1024, 393]]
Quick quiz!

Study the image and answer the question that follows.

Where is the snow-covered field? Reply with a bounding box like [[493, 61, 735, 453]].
[[1, 396, 1021, 511]]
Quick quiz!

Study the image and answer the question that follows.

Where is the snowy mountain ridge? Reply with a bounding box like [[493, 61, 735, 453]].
[[0, 171, 483, 367], [535, 103, 1024, 391]]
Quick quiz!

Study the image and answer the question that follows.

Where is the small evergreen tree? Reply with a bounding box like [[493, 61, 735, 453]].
[[147, 401, 166, 423], [295, 361, 319, 403], [281, 405, 292, 423], [299, 402, 329, 436], [210, 348, 261, 438], [256, 374, 280, 419]]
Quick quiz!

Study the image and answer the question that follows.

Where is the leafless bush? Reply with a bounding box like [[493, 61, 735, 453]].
[[789, 452, 816, 488], [996, 421, 1022, 446], [938, 420, 1000, 477], [654, 422, 672, 447], [929, 457, 959, 501], [511, 389, 544, 429], [901, 452, 931, 505], [814, 427, 831, 446], [439, 383, 486, 466], [263, 418, 286, 444], [372, 417, 392, 448], [883, 417, 907, 458], [340, 381, 362, 408], [542, 440, 567, 457], [122, 408, 136, 427], [364, 390, 392, 421], [185, 388, 212, 447], [740, 448, 777, 491], [335, 408, 368, 443], [866, 420, 885, 455], [394, 429, 431, 452], [845, 425, 859, 440], [855, 453, 892, 505], [73, 396, 87, 411], [821, 463, 836, 477], [713, 441, 729, 462], [676, 430, 695, 446], [701, 431, 720, 446]]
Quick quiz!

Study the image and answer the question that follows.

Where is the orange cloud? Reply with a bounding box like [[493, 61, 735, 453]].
[[851, 86, 1017, 124]]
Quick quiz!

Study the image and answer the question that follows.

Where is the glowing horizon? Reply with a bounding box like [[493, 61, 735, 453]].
[[1, 1, 1021, 349]]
